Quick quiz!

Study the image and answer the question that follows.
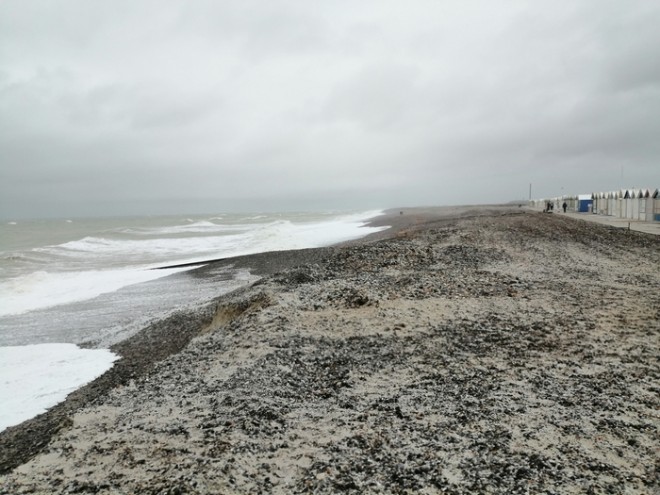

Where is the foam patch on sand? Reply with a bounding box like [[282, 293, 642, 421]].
[[0, 343, 118, 432]]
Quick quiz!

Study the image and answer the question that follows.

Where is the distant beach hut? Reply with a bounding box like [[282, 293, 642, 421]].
[[607, 191, 618, 217], [592, 192, 606, 215], [626, 189, 638, 219], [626, 188, 648, 220], [577, 194, 593, 213], [591, 193, 597, 213], [637, 190, 647, 220], [601, 192, 610, 215], [617, 189, 626, 218], [639, 189, 651, 221], [652, 189, 660, 222]]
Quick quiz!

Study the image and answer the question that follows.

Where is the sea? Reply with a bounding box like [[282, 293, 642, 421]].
[[0, 209, 387, 431]]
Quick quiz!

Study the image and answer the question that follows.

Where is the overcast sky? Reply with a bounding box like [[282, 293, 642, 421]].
[[1, 1, 659, 218]]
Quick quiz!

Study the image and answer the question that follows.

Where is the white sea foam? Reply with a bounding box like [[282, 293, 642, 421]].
[[0, 343, 117, 431], [114, 221, 250, 236], [38, 211, 384, 261], [152, 220, 243, 235], [1, 210, 386, 317], [0, 266, 194, 317]]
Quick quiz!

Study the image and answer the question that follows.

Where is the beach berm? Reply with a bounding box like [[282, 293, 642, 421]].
[[1, 206, 658, 494]]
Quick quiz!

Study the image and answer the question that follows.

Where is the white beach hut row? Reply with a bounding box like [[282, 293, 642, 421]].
[[531, 188, 660, 222], [591, 188, 660, 221]]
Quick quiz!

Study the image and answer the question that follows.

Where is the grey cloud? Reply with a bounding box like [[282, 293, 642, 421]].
[[323, 64, 426, 132], [1, 0, 659, 219]]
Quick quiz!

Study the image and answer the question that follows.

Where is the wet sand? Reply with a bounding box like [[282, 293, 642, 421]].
[[1, 206, 658, 494]]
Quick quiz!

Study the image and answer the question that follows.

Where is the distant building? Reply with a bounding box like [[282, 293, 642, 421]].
[[532, 186, 659, 222], [577, 194, 593, 213]]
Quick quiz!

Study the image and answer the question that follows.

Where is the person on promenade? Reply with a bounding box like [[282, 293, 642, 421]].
[[562, 202, 567, 213]]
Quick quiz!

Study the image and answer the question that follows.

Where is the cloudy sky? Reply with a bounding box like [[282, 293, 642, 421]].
[[1, 1, 659, 218]]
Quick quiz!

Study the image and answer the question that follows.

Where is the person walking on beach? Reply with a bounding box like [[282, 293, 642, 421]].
[[562, 202, 567, 213]]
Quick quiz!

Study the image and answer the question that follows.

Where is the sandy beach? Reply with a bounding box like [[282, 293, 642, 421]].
[[1, 206, 658, 494]]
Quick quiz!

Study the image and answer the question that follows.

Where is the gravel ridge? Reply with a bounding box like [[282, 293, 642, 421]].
[[1, 209, 658, 494]]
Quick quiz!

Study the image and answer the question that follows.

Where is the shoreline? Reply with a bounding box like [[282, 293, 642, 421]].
[[2, 206, 658, 493], [0, 208, 409, 474], [0, 205, 515, 473]]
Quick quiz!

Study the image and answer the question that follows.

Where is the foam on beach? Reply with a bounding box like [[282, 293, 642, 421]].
[[0, 266, 195, 317], [0, 210, 386, 317], [0, 343, 118, 432]]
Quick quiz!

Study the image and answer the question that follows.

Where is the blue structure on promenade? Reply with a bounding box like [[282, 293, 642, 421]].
[[577, 194, 593, 213]]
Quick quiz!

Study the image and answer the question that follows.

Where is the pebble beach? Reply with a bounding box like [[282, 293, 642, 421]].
[[1, 206, 659, 494]]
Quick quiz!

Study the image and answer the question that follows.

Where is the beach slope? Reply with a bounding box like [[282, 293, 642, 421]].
[[1, 207, 658, 494]]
